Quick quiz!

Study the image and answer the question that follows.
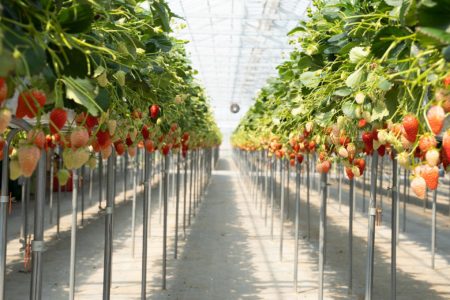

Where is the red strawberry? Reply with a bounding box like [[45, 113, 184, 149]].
[[70, 128, 89, 149], [427, 105, 445, 135], [144, 139, 155, 153], [443, 130, 450, 162], [16, 90, 46, 118], [141, 125, 150, 139], [0, 78, 7, 103], [161, 143, 171, 156], [345, 167, 354, 179], [96, 129, 111, 149], [126, 135, 133, 146], [46, 135, 55, 149], [317, 160, 331, 173], [18, 145, 41, 177], [411, 176, 426, 199], [27, 129, 46, 149], [296, 154, 304, 164], [0, 108, 11, 134], [114, 141, 125, 156], [377, 145, 386, 157], [182, 132, 190, 144], [86, 114, 99, 129], [444, 75, 450, 88], [421, 165, 439, 190], [49, 108, 67, 135], [402, 114, 419, 142], [358, 119, 367, 128], [354, 158, 366, 175], [419, 134, 437, 153], [149, 104, 160, 119]]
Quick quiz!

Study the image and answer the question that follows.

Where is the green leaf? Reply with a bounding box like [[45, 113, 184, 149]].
[[57, 3, 94, 33], [342, 102, 356, 118], [0, 50, 16, 77], [145, 35, 173, 53], [371, 26, 412, 59], [416, 27, 450, 46], [345, 67, 366, 89], [416, 0, 450, 31], [151, 1, 171, 32], [95, 88, 111, 111], [300, 71, 321, 88], [62, 77, 101, 116], [443, 46, 450, 62], [377, 77, 393, 91], [385, 0, 403, 6], [333, 87, 352, 97], [287, 24, 307, 36], [371, 102, 389, 121]]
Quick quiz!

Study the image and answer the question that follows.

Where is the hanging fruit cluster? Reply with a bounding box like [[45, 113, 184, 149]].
[[0, 0, 221, 179], [232, 0, 449, 199]]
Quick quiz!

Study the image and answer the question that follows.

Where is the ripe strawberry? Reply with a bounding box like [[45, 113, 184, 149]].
[[141, 125, 150, 139], [96, 129, 111, 149], [144, 139, 155, 153], [46, 135, 55, 149], [57, 169, 71, 186], [419, 134, 437, 153], [86, 114, 98, 129], [127, 146, 136, 157], [421, 165, 439, 190], [18, 145, 41, 177], [161, 143, 171, 156], [425, 148, 440, 167], [0, 78, 7, 103], [16, 90, 46, 118], [345, 167, 354, 179], [427, 105, 445, 135], [296, 154, 304, 164], [27, 129, 46, 149], [317, 160, 331, 173], [126, 135, 133, 146], [10, 158, 21, 181], [444, 75, 450, 88], [0, 108, 12, 134], [377, 145, 386, 157], [132, 110, 142, 119], [114, 141, 125, 156], [443, 130, 450, 162], [354, 158, 366, 174], [402, 114, 419, 142], [182, 132, 189, 143], [70, 127, 89, 149], [358, 119, 367, 128], [49, 108, 67, 135], [170, 123, 178, 132], [149, 104, 160, 119], [411, 176, 426, 199]]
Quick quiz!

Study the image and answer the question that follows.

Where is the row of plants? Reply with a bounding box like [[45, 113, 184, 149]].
[[0, 0, 221, 182], [232, 0, 449, 199]]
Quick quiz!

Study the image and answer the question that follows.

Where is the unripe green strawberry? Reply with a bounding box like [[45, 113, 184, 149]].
[[114, 71, 126, 87], [397, 152, 409, 168], [57, 169, 70, 186], [108, 120, 117, 136], [97, 71, 109, 87], [87, 156, 97, 169], [9, 159, 21, 180]]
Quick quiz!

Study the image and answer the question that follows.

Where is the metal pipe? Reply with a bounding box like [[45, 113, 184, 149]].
[[318, 171, 328, 300], [57, 152, 62, 237], [159, 152, 163, 223], [124, 154, 128, 202], [147, 152, 153, 237], [338, 164, 342, 211], [431, 189, 437, 269], [365, 152, 379, 300], [264, 151, 269, 226], [402, 170, 407, 232], [102, 149, 115, 299], [49, 149, 54, 225], [183, 152, 188, 238], [362, 166, 366, 213], [162, 153, 169, 289], [279, 160, 285, 261], [141, 151, 150, 299], [348, 178, 354, 292], [131, 155, 137, 258], [270, 157, 275, 239], [81, 166, 85, 226], [306, 154, 311, 240], [69, 169, 79, 300], [174, 151, 181, 259], [189, 151, 193, 226], [294, 160, 301, 290], [98, 155, 103, 209], [30, 149, 47, 300], [391, 153, 398, 300]]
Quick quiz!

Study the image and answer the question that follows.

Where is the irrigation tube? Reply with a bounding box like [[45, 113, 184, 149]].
[[365, 152, 379, 300], [293, 160, 301, 290], [141, 151, 151, 299], [103, 150, 115, 299], [348, 178, 354, 292], [0, 128, 19, 300], [391, 153, 398, 300], [30, 149, 47, 300], [318, 172, 328, 300], [162, 153, 169, 290], [69, 169, 79, 300]]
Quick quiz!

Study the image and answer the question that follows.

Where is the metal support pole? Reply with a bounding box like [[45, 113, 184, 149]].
[[349, 178, 354, 292], [124, 154, 128, 202], [141, 151, 150, 299], [264, 151, 269, 226], [69, 169, 79, 300], [306, 154, 311, 240], [294, 160, 301, 290], [174, 151, 181, 259], [362, 167, 366, 213], [431, 189, 437, 269], [102, 150, 115, 299], [183, 153, 188, 238], [147, 153, 153, 237], [318, 171, 328, 300], [270, 157, 275, 239], [391, 154, 398, 300], [279, 160, 285, 261], [30, 149, 47, 300], [57, 152, 62, 237], [81, 166, 85, 226], [162, 153, 169, 290], [365, 152, 379, 300], [189, 151, 193, 226], [338, 164, 342, 211], [49, 150, 54, 225], [89, 166, 93, 206], [20, 178, 28, 253], [286, 161, 291, 220], [159, 152, 163, 223], [131, 155, 137, 258], [402, 170, 407, 232], [379, 156, 384, 221], [99, 155, 103, 209]]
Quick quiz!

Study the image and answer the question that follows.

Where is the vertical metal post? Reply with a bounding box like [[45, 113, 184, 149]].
[[57, 152, 62, 237], [402, 170, 407, 232], [270, 157, 275, 239], [338, 164, 342, 211], [102, 150, 115, 300], [174, 151, 181, 259], [318, 171, 328, 300], [30, 149, 47, 300], [365, 152, 379, 300], [159, 152, 163, 223], [294, 160, 301, 290], [264, 151, 269, 226], [49, 150, 54, 225], [348, 178, 354, 292], [286, 161, 291, 220], [162, 153, 169, 290], [89, 166, 93, 206], [69, 169, 79, 300], [141, 151, 150, 299], [81, 166, 85, 226], [431, 189, 437, 269], [98, 155, 103, 209], [131, 154, 137, 258], [189, 151, 193, 226], [147, 152, 153, 237], [183, 153, 188, 238], [306, 154, 311, 240], [379, 156, 384, 221], [279, 160, 286, 261], [391, 153, 398, 300], [124, 154, 128, 202], [20, 178, 28, 253], [362, 167, 366, 213]]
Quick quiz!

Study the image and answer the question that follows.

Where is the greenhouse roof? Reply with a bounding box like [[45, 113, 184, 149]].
[[167, 0, 311, 135]]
